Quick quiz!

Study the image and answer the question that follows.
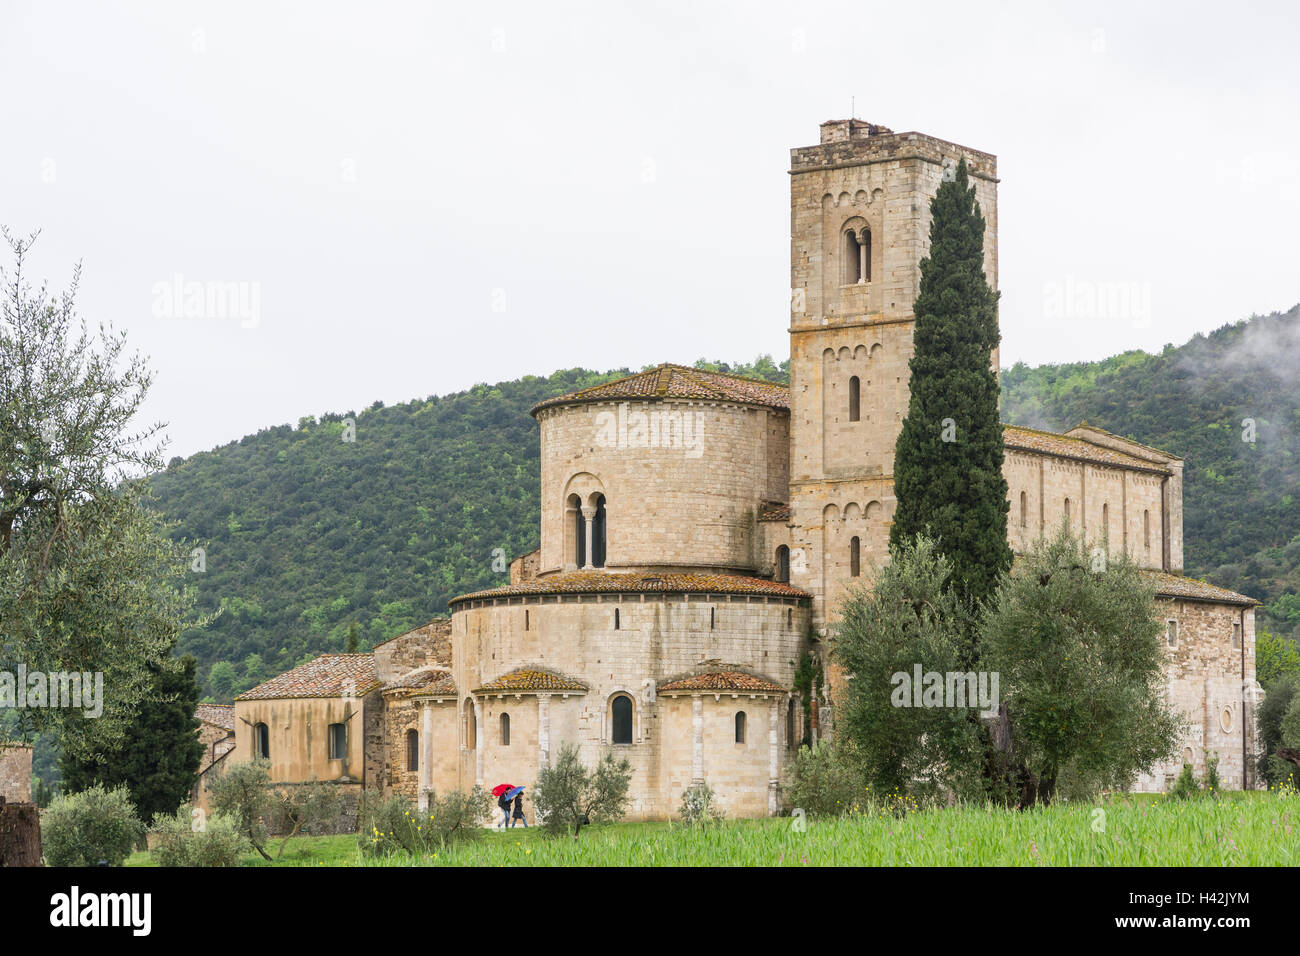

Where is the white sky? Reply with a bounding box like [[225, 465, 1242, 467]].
[[3, 0, 1297, 458]]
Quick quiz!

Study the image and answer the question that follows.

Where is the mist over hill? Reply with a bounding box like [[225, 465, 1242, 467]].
[[148, 315, 1300, 701]]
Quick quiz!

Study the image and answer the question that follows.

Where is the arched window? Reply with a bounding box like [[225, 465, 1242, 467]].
[[1101, 502, 1109, 540], [406, 729, 419, 771], [524, 609, 529, 630], [710, 607, 715, 629], [1064, 497, 1071, 527], [500, 713, 510, 747], [254, 722, 270, 760], [614, 607, 620, 630], [1144, 510, 1151, 550], [842, 227, 871, 284], [328, 723, 346, 760], [787, 607, 793, 629], [843, 229, 861, 284], [786, 699, 796, 749], [591, 494, 607, 568], [850, 536, 861, 577], [611, 694, 633, 744], [1019, 491, 1028, 528], [569, 494, 585, 568], [464, 699, 477, 750], [776, 545, 790, 583], [735, 711, 746, 744], [848, 376, 860, 422]]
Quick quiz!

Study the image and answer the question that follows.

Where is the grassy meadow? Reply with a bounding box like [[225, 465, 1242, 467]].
[[125, 789, 1297, 867]]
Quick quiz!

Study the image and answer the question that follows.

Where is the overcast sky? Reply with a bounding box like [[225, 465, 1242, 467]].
[[3, 1, 1297, 459]]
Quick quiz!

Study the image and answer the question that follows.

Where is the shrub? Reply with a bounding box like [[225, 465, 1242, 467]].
[[534, 743, 632, 837], [208, 759, 343, 860], [678, 783, 724, 826], [1169, 764, 1200, 800], [358, 787, 488, 858], [149, 805, 249, 867], [784, 741, 864, 817], [1204, 751, 1221, 795], [41, 784, 145, 867]]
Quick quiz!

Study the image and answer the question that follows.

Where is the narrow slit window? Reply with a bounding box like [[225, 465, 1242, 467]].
[[848, 376, 860, 422]]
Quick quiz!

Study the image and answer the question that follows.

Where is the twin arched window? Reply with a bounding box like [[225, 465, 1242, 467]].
[[569, 493, 607, 568], [843, 227, 871, 284]]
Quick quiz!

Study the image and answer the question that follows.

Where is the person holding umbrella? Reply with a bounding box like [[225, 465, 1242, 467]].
[[508, 786, 528, 828], [492, 783, 514, 829]]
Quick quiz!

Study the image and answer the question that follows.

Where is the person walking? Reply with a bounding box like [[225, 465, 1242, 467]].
[[497, 790, 512, 829], [511, 790, 528, 828]]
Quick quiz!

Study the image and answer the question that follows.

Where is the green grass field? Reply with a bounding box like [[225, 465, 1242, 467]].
[[125, 790, 1298, 867]]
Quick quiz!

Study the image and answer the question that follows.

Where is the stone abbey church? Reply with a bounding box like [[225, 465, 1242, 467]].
[[221, 119, 1261, 823]]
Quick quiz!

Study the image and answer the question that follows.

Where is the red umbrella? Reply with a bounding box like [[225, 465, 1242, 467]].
[[491, 783, 514, 798]]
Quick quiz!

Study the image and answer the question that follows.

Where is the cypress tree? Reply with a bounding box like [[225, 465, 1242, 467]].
[[890, 158, 1011, 608], [59, 655, 204, 822]]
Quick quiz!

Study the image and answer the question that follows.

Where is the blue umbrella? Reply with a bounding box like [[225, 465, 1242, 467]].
[[505, 786, 524, 800]]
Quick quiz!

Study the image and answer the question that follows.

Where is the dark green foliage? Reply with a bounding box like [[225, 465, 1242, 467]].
[[1169, 764, 1200, 800], [1002, 305, 1300, 641], [890, 159, 1011, 606], [1257, 674, 1300, 786], [59, 655, 204, 822], [1254, 627, 1300, 689], [148, 359, 787, 698]]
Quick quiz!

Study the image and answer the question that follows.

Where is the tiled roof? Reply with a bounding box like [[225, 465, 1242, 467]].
[[449, 570, 810, 605], [658, 670, 787, 694], [1140, 569, 1259, 606], [759, 501, 791, 522], [1002, 425, 1170, 472], [530, 364, 790, 415], [236, 654, 381, 701], [384, 667, 457, 696], [475, 668, 587, 694], [195, 703, 235, 730]]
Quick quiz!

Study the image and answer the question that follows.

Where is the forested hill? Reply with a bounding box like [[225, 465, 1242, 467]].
[[150, 357, 788, 700], [152, 308, 1300, 701], [1001, 305, 1300, 638]]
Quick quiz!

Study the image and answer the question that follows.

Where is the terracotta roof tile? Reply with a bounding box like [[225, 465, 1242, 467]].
[[1002, 425, 1170, 472], [449, 570, 809, 605], [236, 654, 381, 701], [1140, 569, 1259, 606], [530, 364, 790, 415], [475, 668, 587, 693], [384, 667, 457, 696], [195, 703, 235, 730], [658, 670, 787, 694], [760, 502, 791, 522]]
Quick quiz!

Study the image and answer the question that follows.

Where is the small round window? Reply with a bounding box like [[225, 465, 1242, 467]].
[[1219, 706, 1234, 733]]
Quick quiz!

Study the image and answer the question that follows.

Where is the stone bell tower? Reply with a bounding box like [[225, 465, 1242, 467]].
[[785, 119, 1000, 632]]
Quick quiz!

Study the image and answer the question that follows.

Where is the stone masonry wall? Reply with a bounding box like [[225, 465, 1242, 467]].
[[536, 399, 790, 575]]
